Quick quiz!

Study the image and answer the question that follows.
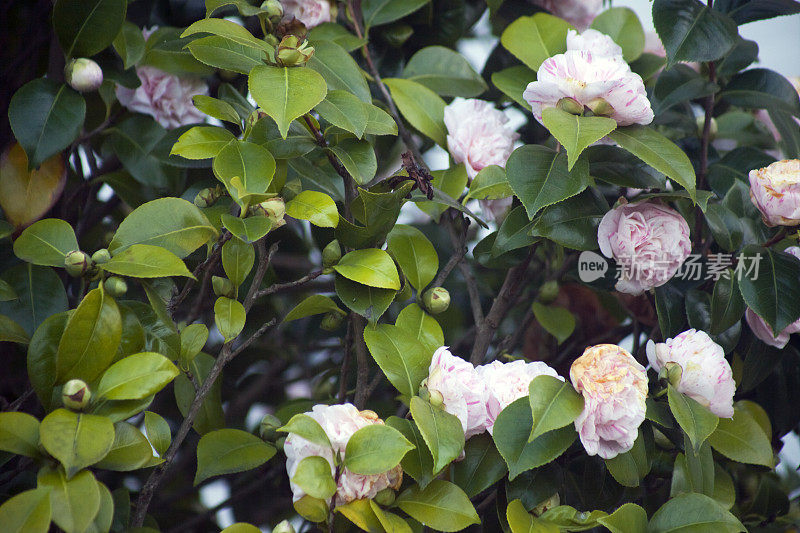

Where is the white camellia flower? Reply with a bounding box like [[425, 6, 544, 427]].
[[477, 359, 562, 434], [283, 403, 402, 506], [748, 159, 800, 227], [523, 50, 654, 127], [423, 347, 490, 439], [597, 200, 692, 295], [116, 66, 208, 129], [443, 98, 520, 180], [532, 0, 603, 30], [281, 0, 332, 28], [566, 29, 623, 58], [570, 344, 648, 459], [646, 329, 735, 418]]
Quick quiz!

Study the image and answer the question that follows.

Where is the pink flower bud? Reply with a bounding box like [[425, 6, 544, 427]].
[[745, 307, 800, 349], [748, 159, 800, 227], [65, 58, 103, 92], [280, 0, 332, 29]]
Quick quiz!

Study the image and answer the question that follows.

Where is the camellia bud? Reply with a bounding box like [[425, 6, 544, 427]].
[[257, 197, 286, 228], [537, 280, 559, 304], [428, 388, 444, 408], [194, 187, 217, 208], [586, 97, 615, 117], [259, 414, 282, 441], [320, 311, 345, 331], [556, 97, 584, 116], [374, 488, 396, 507], [272, 520, 296, 533], [276, 35, 315, 66], [64, 250, 92, 277], [62, 379, 91, 410], [91, 248, 111, 265], [696, 116, 718, 140], [261, 0, 284, 21], [532, 493, 560, 516], [212, 276, 236, 298], [661, 361, 683, 389], [422, 287, 450, 315], [321, 240, 341, 267], [64, 58, 103, 92], [105, 276, 128, 297]]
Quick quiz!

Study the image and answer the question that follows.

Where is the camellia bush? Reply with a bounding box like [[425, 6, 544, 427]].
[[3, 0, 800, 531]]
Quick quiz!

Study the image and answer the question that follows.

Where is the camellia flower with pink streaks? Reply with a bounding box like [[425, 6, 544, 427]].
[[646, 329, 735, 418], [566, 29, 623, 58], [284, 403, 402, 506], [116, 65, 207, 129], [532, 0, 602, 30], [523, 50, 654, 127], [281, 0, 332, 29], [443, 98, 519, 180], [748, 159, 800, 227], [597, 200, 692, 295], [477, 359, 562, 434], [745, 308, 800, 349], [423, 347, 490, 439], [570, 344, 648, 459]]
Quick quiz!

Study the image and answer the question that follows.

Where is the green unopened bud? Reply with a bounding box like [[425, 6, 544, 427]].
[[418, 383, 430, 402], [261, 0, 284, 21], [276, 35, 315, 66], [64, 250, 92, 277], [64, 58, 103, 92], [382, 24, 413, 48], [661, 361, 683, 388], [422, 287, 450, 314], [257, 197, 286, 228], [374, 488, 396, 507], [272, 520, 296, 533], [587, 97, 615, 117], [105, 276, 128, 297], [91, 248, 111, 265], [322, 240, 341, 267], [62, 379, 91, 410], [259, 414, 282, 441], [531, 493, 560, 517], [696, 116, 718, 139], [429, 389, 444, 408], [556, 97, 584, 115], [538, 280, 559, 304], [212, 276, 236, 298], [320, 311, 345, 331], [194, 187, 217, 208]]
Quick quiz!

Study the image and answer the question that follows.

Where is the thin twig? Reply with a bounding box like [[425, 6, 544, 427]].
[[255, 269, 324, 299], [169, 231, 232, 316], [352, 314, 370, 408]]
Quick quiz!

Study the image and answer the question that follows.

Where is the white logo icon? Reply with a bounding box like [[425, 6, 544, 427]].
[[578, 251, 608, 283]]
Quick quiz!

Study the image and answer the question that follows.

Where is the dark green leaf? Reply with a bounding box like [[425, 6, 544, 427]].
[[648, 493, 745, 532], [668, 385, 719, 452], [527, 375, 583, 441], [195, 428, 276, 485], [738, 245, 800, 332], [364, 324, 431, 398], [53, 0, 126, 57], [451, 433, 507, 498], [403, 46, 487, 97], [410, 396, 465, 474], [653, 0, 739, 68]]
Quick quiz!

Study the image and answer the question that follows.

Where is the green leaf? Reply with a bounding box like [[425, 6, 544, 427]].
[[386, 417, 435, 488], [104, 244, 195, 279], [186, 35, 267, 75], [370, 501, 413, 533], [0, 412, 40, 457], [53, 0, 126, 57], [720, 69, 800, 116], [653, 0, 739, 68], [283, 295, 344, 323], [193, 95, 241, 124], [144, 411, 171, 456], [286, 190, 340, 228], [605, 428, 651, 488], [37, 467, 100, 533], [492, 66, 536, 111], [597, 503, 647, 533], [27, 312, 67, 410], [465, 165, 513, 202], [708, 402, 774, 467], [344, 424, 414, 474], [492, 398, 576, 480], [608, 126, 697, 202], [309, 23, 366, 52], [396, 480, 479, 532], [500, 13, 573, 71], [383, 78, 447, 147], [671, 438, 715, 497], [96, 352, 179, 400], [181, 18, 271, 52], [417, 164, 468, 221], [171, 126, 235, 160], [395, 303, 444, 356], [529, 189, 609, 251], [710, 274, 745, 334], [0, 264, 67, 337], [364, 104, 399, 136], [56, 287, 121, 383], [667, 384, 719, 452], [13, 218, 78, 267], [590, 7, 645, 62], [586, 145, 666, 189], [292, 456, 336, 500], [542, 108, 616, 171], [195, 428, 276, 485], [109, 197, 217, 258], [40, 409, 115, 478], [531, 302, 577, 345], [648, 493, 745, 533], [279, 413, 332, 448], [0, 315, 30, 344], [334, 249, 401, 290], [8, 79, 86, 169], [221, 214, 272, 243], [222, 237, 255, 289], [336, 499, 384, 531], [402, 46, 487, 97], [738, 245, 800, 332], [213, 140, 276, 202], [174, 352, 225, 435], [506, 145, 591, 218], [527, 375, 583, 442], [410, 396, 465, 474], [315, 90, 368, 138], [387, 224, 438, 291], [307, 40, 371, 103], [112, 21, 145, 69], [249, 65, 328, 138], [294, 495, 329, 523], [96, 421, 156, 471], [451, 433, 508, 498], [362, 0, 429, 28], [335, 275, 396, 323], [0, 488, 51, 533], [715, 0, 800, 24], [507, 499, 559, 533], [214, 297, 245, 343], [363, 324, 431, 397], [329, 138, 377, 185], [492, 206, 536, 256], [652, 65, 720, 115]]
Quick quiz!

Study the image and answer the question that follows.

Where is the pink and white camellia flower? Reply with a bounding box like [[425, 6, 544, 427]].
[[570, 344, 648, 459], [284, 403, 402, 506], [479, 197, 514, 223], [745, 308, 800, 349], [423, 347, 490, 439], [532, 0, 603, 30], [443, 98, 520, 180], [646, 329, 735, 418], [522, 50, 654, 127], [748, 159, 800, 227], [566, 29, 623, 58], [281, 0, 332, 28], [116, 65, 208, 129], [477, 359, 562, 434], [597, 200, 692, 295]]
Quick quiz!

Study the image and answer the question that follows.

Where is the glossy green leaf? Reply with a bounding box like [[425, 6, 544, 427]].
[[186, 35, 266, 75], [221, 214, 272, 243], [708, 402, 774, 467], [648, 493, 745, 533], [104, 244, 195, 279], [465, 165, 513, 202], [0, 264, 67, 337], [370, 501, 413, 533], [500, 13, 573, 71], [710, 274, 745, 334], [249, 65, 328, 138], [96, 421, 155, 471], [53, 0, 126, 57], [279, 413, 332, 448], [336, 499, 384, 531], [597, 503, 647, 533], [221, 237, 255, 289], [387, 224, 438, 291], [112, 21, 145, 69], [96, 352, 179, 400], [309, 23, 366, 51], [652, 65, 719, 115], [0, 488, 51, 533], [531, 302, 577, 345], [308, 40, 371, 103], [363, 324, 431, 397], [0, 314, 31, 344], [668, 385, 719, 452], [653, 0, 739, 68], [40, 409, 115, 478], [383, 78, 447, 147], [315, 90, 368, 138], [542, 108, 616, 171], [181, 18, 271, 52], [364, 104, 399, 135], [335, 275, 396, 323], [590, 7, 645, 62], [195, 428, 276, 485], [386, 417, 435, 488], [403, 46, 487, 97], [213, 140, 276, 201], [395, 303, 444, 356], [193, 95, 241, 124], [507, 499, 559, 533], [362, 0, 429, 28], [214, 296, 246, 343], [144, 411, 171, 456], [492, 66, 536, 110], [410, 396, 465, 474], [0, 412, 40, 457], [451, 433, 507, 498], [396, 480, 479, 532], [329, 138, 377, 185], [13, 218, 78, 267], [529, 189, 609, 251], [344, 424, 414, 474], [174, 352, 225, 435], [286, 190, 339, 228], [527, 375, 583, 442], [738, 245, 800, 332], [171, 126, 235, 160], [292, 456, 336, 500], [334, 249, 401, 290], [605, 428, 651, 488], [722, 68, 800, 116], [37, 467, 100, 533], [283, 295, 344, 323]]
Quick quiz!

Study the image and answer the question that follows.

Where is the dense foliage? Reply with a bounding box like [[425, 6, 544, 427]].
[[1, 0, 800, 532]]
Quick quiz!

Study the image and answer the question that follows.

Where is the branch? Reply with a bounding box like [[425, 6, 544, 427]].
[[255, 269, 324, 299], [351, 314, 370, 408], [694, 56, 717, 249], [169, 231, 232, 317]]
